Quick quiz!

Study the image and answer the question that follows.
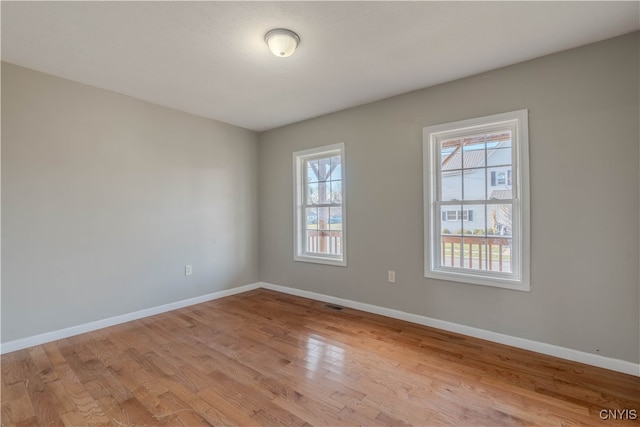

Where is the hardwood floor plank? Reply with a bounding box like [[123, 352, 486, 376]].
[[44, 381, 77, 416], [2, 383, 36, 424], [26, 390, 65, 426], [91, 394, 129, 427], [337, 401, 387, 427], [153, 391, 212, 426], [155, 376, 211, 413], [197, 385, 264, 426], [27, 346, 58, 385], [271, 393, 343, 426], [85, 371, 133, 404], [58, 410, 88, 427], [54, 363, 109, 425], [206, 370, 301, 425], [2, 289, 638, 426], [116, 397, 158, 426]]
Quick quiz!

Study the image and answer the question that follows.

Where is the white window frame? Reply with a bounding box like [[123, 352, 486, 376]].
[[423, 110, 530, 291], [293, 143, 347, 267]]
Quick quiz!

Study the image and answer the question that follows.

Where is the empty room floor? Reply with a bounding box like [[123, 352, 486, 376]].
[[2, 288, 638, 426]]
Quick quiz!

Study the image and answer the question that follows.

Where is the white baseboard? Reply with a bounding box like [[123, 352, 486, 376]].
[[0, 283, 261, 354], [3, 281, 638, 377], [258, 282, 640, 377]]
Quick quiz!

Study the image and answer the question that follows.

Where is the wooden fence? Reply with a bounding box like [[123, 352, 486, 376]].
[[307, 230, 342, 255], [441, 235, 511, 271]]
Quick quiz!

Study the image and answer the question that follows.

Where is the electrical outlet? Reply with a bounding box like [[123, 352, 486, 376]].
[[388, 270, 396, 283], [185, 265, 193, 276]]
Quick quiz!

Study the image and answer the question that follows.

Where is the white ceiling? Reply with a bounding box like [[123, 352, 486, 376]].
[[2, 1, 639, 131]]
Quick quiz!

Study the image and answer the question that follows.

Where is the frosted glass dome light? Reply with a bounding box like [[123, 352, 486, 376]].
[[265, 29, 300, 58]]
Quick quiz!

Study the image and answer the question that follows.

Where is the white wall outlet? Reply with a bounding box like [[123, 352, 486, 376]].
[[388, 270, 396, 283], [185, 265, 193, 276]]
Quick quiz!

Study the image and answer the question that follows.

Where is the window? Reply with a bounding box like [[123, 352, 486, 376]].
[[293, 143, 346, 266], [442, 210, 473, 222], [490, 170, 512, 187], [423, 110, 530, 290]]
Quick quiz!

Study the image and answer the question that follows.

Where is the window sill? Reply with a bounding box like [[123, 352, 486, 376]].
[[294, 254, 347, 267], [425, 268, 530, 291]]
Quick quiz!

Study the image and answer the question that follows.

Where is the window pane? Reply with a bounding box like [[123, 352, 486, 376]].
[[458, 236, 488, 271], [330, 180, 342, 203], [462, 204, 483, 235], [440, 137, 460, 156], [468, 204, 483, 230], [306, 182, 319, 204], [487, 131, 512, 147], [441, 205, 462, 235], [487, 167, 512, 200], [487, 132, 511, 167], [330, 231, 342, 256], [461, 136, 486, 170], [440, 138, 461, 170], [330, 155, 342, 180], [497, 172, 506, 185], [463, 168, 486, 201], [305, 229, 320, 254], [440, 233, 459, 269], [329, 207, 342, 230], [487, 236, 512, 273], [306, 160, 319, 183], [318, 207, 330, 230], [305, 227, 342, 256], [318, 158, 332, 180], [318, 181, 331, 203], [441, 205, 460, 269], [488, 204, 512, 236], [487, 145, 512, 167], [462, 202, 487, 271], [305, 207, 318, 227], [486, 204, 513, 272], [441, 173, 461, 201]]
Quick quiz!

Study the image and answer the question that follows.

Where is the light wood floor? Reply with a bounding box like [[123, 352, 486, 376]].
[[2, 289, 638, 426]]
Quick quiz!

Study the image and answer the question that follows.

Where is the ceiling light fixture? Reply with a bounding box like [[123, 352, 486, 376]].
[[265, 28, 300, 58]]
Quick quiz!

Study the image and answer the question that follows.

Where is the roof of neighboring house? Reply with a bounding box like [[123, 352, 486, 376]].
[[441, 133, 511, 173], [490, 189, 512, 199], [442, 149, 485, 171]]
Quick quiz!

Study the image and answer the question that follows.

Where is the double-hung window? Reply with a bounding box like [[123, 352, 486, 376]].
[[423, 110, 530, 290], [293, 143, 346, 266]]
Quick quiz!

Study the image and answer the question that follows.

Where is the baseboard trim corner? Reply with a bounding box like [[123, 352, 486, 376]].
[[257, 282, 639, 377], [0, 282, 261, 355]]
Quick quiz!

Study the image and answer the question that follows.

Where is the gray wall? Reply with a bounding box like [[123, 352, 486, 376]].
[[258, 33, 640, 363], [2, 63, 259, 342]]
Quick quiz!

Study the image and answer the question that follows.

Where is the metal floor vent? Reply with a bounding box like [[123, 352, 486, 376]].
[[324, 303, 344, 311]]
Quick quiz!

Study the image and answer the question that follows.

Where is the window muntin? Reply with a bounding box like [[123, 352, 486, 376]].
[[294, 143, 346, 266], [424, 110, 529, 290]]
